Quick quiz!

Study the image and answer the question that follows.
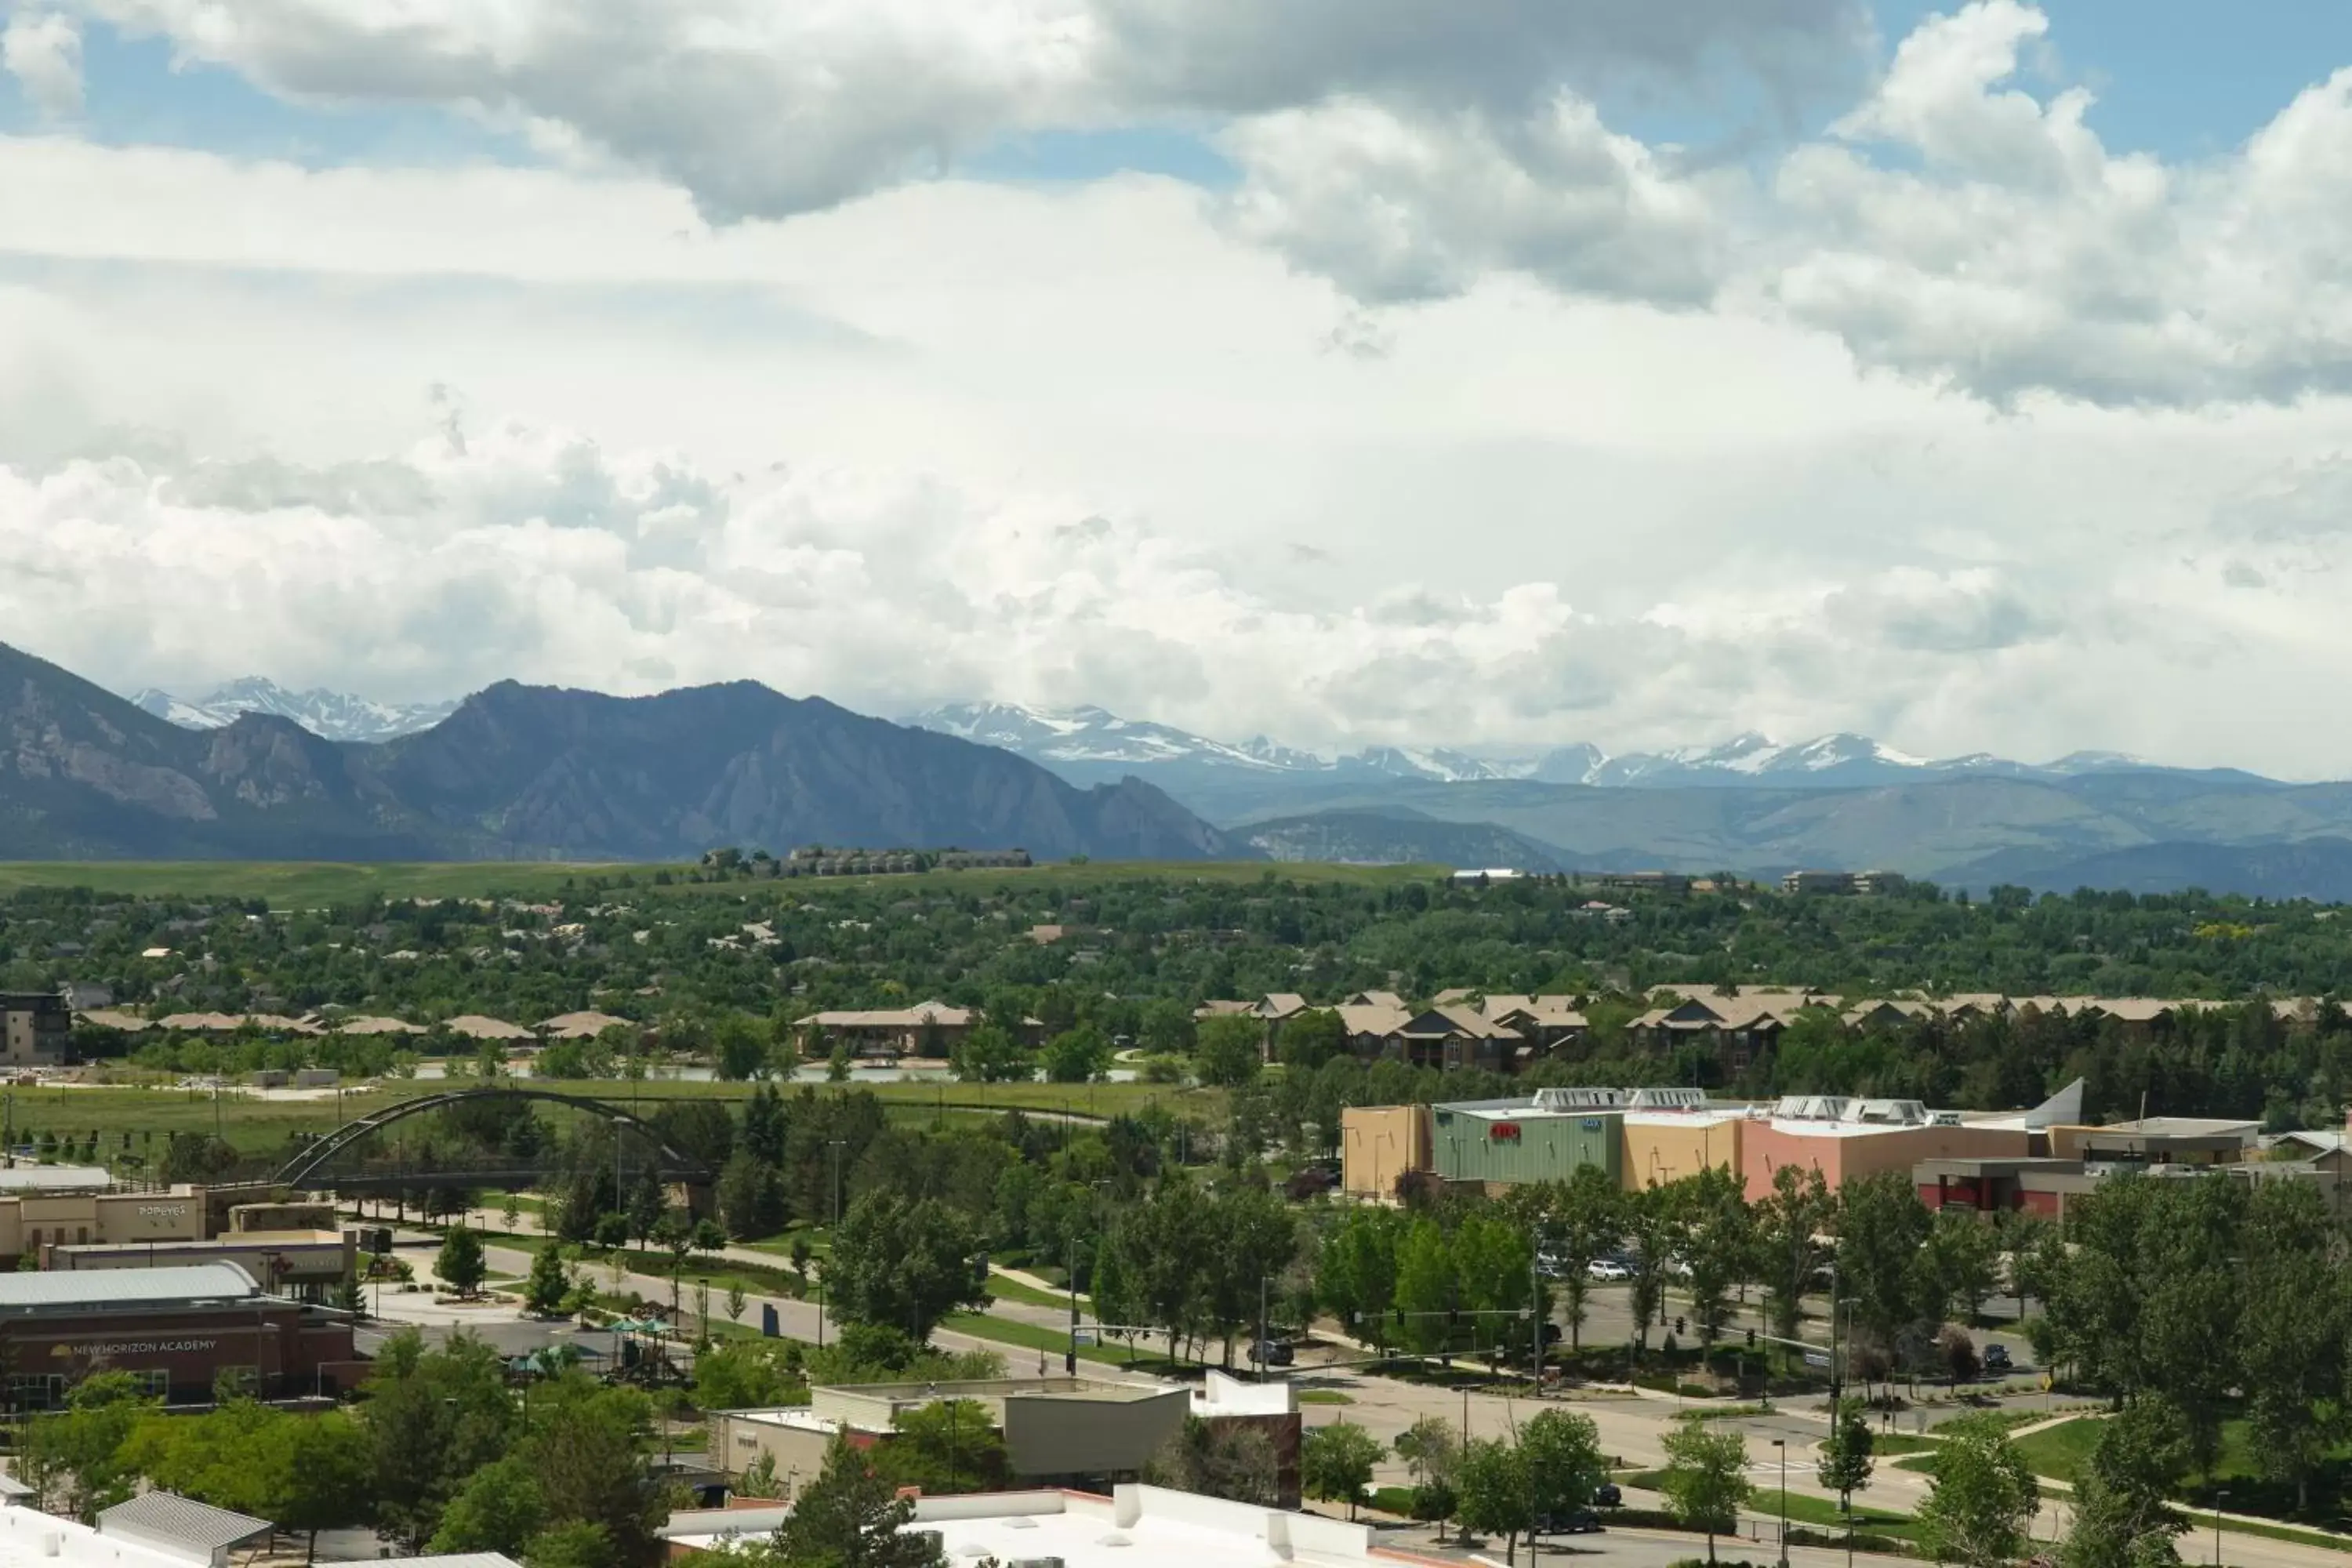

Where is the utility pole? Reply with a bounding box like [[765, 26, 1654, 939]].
[[820, 1138, 845, 1348]]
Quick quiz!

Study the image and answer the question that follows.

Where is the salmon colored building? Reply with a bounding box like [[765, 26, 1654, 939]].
[[1737, 1096, 2032, 1200]]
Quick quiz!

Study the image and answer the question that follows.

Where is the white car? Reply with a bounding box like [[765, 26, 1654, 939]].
[[1586, 1259, 1632, 1282]]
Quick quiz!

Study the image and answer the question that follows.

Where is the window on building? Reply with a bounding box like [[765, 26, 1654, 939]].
[[130, 1369, 170, 1399], [7, 1374, 64, 1410], [75, 1227, 87, 1244]]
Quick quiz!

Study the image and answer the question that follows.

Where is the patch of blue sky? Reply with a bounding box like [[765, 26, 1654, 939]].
[[31, 19, 532, 166], [1867, 0, 2352, 161]]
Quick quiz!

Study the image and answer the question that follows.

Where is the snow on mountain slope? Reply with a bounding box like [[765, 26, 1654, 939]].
[[132, 678, 459, 742], [913, 699, 2199, 792]]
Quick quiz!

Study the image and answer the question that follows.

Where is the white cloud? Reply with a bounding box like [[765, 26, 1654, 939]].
[[2, 10, 82, 118], [70, 0, 1859, 222], [1221, 95, 1731, 306]]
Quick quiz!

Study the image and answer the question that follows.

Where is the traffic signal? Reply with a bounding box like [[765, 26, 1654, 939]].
[[1674, 1316, 1686, 1335], [1745, 1327, 1756, 1347]]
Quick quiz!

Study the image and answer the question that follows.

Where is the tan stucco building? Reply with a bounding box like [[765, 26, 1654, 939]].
[[1340, 1105, 1431, 1199], [0, 1169, 206, 1261]]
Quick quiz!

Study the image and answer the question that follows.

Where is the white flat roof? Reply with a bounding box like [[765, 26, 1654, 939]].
[[669, 1485, 1385, 1568], [0, 1165, 112, 1192], [0, 1490, 209, 1568]]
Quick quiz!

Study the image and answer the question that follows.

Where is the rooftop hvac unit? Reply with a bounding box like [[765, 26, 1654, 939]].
[[1629, 1087, 1708, 1109], [1533, 1087, 1625, 1111], [1010, 1557, 1067, 1568]]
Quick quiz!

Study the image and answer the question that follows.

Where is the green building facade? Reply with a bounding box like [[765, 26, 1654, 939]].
[[1430, 1102, 1624, 1186]]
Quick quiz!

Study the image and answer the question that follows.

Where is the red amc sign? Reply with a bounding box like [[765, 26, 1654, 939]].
[[1489, 1122, 1523, 1142]]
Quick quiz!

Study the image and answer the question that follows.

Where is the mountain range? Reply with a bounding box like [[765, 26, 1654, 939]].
[[909, 699, 2270, 813], [1, 644, 1239, 862], [132, 678, 459, 743], [24, 662, 2352, 897]]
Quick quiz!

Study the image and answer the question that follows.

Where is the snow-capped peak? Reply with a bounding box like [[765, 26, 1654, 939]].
[[131, 678, 459, 742]]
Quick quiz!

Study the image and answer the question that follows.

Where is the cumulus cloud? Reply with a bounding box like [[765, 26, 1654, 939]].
[[1767, 2, 2352, 406], [0, 411, 2281, 765], [2, 10, 82, 118], [68, 0, 1858, 223]]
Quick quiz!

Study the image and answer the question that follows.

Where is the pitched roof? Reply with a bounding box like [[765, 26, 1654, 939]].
[[1256, 993, 1309, 1018], [1346, 990, 1406, 1009], [538, 1010, 633, 1038], [1334, 1004, 1411, 1036], [99, 1492, 273, 1555], [336, 1014, 426, 1036], [445, 1014, 536, 1040]]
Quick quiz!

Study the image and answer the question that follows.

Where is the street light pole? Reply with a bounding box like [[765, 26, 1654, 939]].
[[819, 1138, 844, 1348], [2214, 1488, 2227, 1568], [1772, 1438, 1788, 1568]]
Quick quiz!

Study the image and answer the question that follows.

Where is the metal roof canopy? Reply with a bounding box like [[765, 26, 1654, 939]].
[[0, 1262, 262, 1314], [98, 1493, 273, 1561]]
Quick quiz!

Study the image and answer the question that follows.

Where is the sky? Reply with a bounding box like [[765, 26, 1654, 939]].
[[5, 2, 2352, 775]]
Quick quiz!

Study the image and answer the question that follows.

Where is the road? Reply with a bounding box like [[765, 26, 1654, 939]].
[[369, 1229, 2350, 1568]]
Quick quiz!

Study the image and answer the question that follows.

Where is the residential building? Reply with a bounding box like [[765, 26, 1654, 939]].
[[0, 991, 71, 1067], [792, 1000, 974, 1058], [1781, 869, 1858, 895]]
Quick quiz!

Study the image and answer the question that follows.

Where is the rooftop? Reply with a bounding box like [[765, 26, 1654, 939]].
[[0, 1262, 260, 1313], [666, 1485, 1393, 1568], [0, 1494, 196, 1568], [97, 1492, 272, 1560], [0, 1164, 114, 1192]]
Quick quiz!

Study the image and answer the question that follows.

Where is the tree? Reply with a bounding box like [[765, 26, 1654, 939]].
[[361, 1330, 521, 1549], [951, 1025, 1034, 1083], [1754, 1163, 1835, 1344], [523, 1522, 614, 1568], [2060, 1401, 2189, 1568], [1317, 1207, 1403, 1352], [530, 1382, 668, 1566], [1301, 1421, 1382, 1520], [775, 1432, 947, 1568], [1145, 1416, 1279, 1506], [2241, 1179, 2341, 1513], [827, 1191, 989, 1341], [1838, 1172, 1932, 1352], [525, 1243, 572, 1316], [694, 1341, 799, 1411], [1818, 1397, 1875, 1549], [1657, 1421, 1751, 1566], [1918, 1207, 2004, 1326], [1277, 1008, 1347, 1072], [1673, 1166, 1752, 1348], [1540, 1163, 1624, 1352], [432, 1457, 546, 1558], [1938, 1324, 1981, 1388], [437, 1225, 488, 1296], [1454, 1436, 1533, 1566], [625, 1171, 666, 1246], [1040, 1025, 1111, 1083], [714, 1014, 768, 1081], [1915, 1416, 2038, 1568], [1519, 1408, 1606, 1523], [1194, 1015, 1264, 1088], [874, 1399, 1011, 1495], [727, 1281, 750, 1326], [278, 1410, 376, 1560], [693, 1216, 729, 1255], [19, 1372, 155, 1519], [717, 1150, 788, 1240]]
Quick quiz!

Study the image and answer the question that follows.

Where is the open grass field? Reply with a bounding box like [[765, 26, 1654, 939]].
[[2011, 1415, 2107, 1483], [8, 1075, 1219, 1159], [0, 858, 1436, 906]]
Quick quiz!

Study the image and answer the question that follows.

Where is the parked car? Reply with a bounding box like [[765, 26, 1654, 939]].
[[1595, 1483, 1623, 1508], [1984, 1343, 2013, 1372], [1587, 1259, 1632, 1282], [1535, 1510, 1603, 1536], [1251, 1338, 1294, 1367]]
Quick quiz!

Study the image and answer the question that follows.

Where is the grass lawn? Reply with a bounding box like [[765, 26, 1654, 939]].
[[0, 858, 1434, 905], [1761, 1490, 1921, 1543], [2012, 1416, 2107, 1484], [1298, 1390, 1356, 1405], [986, 1272, 1083, 1312], [13, 1075, 1210, 1164]]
